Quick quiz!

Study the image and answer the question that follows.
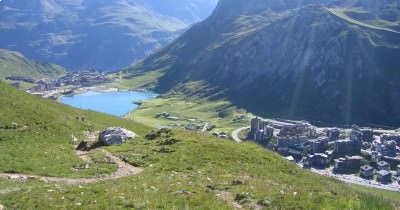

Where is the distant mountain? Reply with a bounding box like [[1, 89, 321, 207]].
[[0, 49, 67, 80], [126, 0, 400, 127], [0, 0, 217, 71]]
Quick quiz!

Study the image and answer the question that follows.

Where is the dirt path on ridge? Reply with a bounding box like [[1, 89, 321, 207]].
[[0, 149, 142, 185]]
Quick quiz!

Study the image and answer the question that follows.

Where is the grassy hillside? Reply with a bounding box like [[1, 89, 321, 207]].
[[0, 81, 148, 177], [109, 76, 250, 132], [0, 49, 67, 80], [0, 81, 398, 209]]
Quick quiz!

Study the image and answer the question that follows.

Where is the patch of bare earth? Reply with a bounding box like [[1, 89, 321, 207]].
[[217, 191, 244, 209], [0, 131, 142, 187]]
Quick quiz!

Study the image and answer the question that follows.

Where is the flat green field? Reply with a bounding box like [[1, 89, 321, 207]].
[[126, 96, 250, 133]]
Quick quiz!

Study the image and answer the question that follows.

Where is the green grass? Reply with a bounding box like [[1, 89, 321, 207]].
[[0, 81, 148, 178], [107, 69, 165, 90], [1, 129, 398, 209], [0, 81, 399, 209], [349, 184, 400, 204], [126, 95, 250, 133], [238, 128, 251, 140], [0, 49, 67, 80]]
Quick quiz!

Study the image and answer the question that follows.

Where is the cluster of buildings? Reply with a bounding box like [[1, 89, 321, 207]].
[[368, 134, 400, 158], [360, 161, 400, 183], [56, 70, 113, 87], [248, 117, 400, 184], [7, 70, 115, 99], [7, 70, 113, 91], [250, 117, 274, 141]]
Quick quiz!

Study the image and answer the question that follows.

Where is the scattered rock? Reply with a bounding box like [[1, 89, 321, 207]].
[[145, 128, 172, 140], [157, 138, 179, 145], [257, 199, 271, 207], [8, 175, 27, 182], [76, 116, 85, 121], [205, 185, 217, 191], [159, 148, 175, 154], [232, 179, 244, 185], [40, 177, 49, 183], [173, 190, 195, 195], [11, 122, 18, 129], [71, 135, 79, 142], [76, 141, 89, 151], [99, 127, 136, 146], [0, 203, 4, 210], [234, 192, 251, 204]]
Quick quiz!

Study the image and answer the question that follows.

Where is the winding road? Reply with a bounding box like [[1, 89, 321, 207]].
[[231, 126, 250, 142], [309, 167, 400, 192]]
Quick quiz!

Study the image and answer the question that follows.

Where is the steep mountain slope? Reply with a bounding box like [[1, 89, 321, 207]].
[[0, 49, 67, 79], [0, 81, 396, 209], [126, 0, 400, 127], [0, 0, 217, 71]]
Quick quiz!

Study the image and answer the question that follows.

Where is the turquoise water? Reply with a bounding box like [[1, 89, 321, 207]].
[[60, 91, 158, 117]]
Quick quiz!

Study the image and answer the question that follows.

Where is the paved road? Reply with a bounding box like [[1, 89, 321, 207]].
[[231, 126, 250, 142], [309, 167, 400, 192]]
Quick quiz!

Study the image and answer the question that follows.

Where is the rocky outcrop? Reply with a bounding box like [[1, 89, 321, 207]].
[[99, 127, 137, 146]]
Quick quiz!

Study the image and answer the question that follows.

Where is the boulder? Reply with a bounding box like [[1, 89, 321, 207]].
[[99, 127, 137, 146]]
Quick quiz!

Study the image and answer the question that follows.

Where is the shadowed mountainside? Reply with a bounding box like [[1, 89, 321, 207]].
[[126, 0, 400, 127]]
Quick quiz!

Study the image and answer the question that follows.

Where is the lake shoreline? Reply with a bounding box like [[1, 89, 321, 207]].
[[58, 88, 158, 117]]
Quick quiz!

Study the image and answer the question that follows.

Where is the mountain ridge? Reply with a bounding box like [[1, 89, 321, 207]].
[[125, 0, 400, 127], [0, 0, 217, 71], [0, 48, 67, 80]]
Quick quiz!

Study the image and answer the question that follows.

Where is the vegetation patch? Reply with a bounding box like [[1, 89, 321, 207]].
[[0, 82, 399, 209]]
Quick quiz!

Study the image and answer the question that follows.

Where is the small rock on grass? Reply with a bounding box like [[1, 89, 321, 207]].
[[173, 190, 195, 195], [232, 179, 243, 185]]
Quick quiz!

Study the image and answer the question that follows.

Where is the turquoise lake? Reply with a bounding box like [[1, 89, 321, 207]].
[[59, 91, 158, 117]]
